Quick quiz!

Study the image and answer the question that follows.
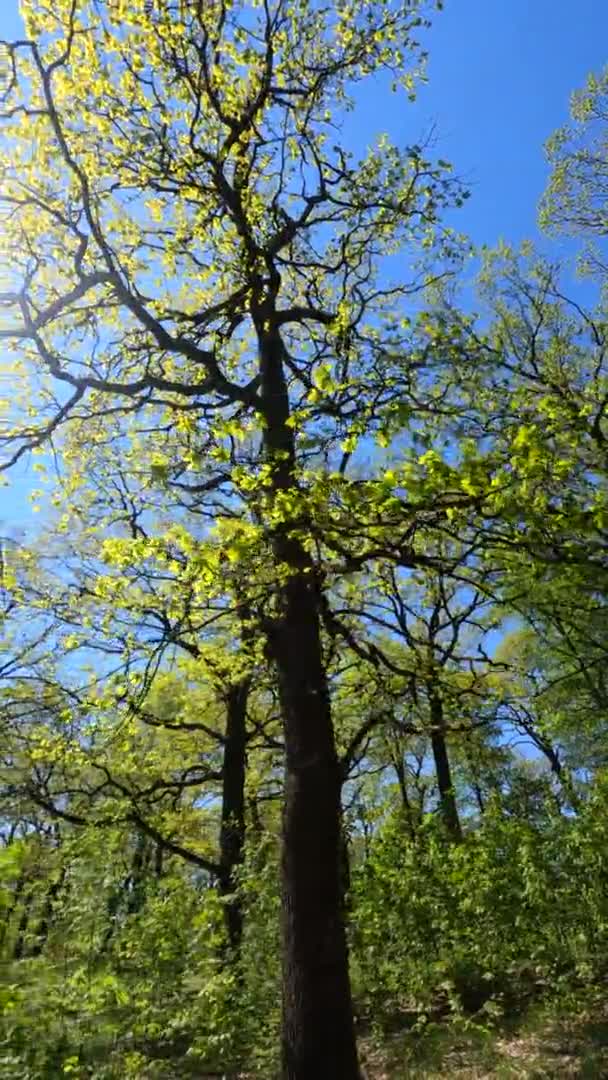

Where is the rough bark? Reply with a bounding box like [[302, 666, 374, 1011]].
[[259, 322, 360, 1079], [275, 581, 359, 1079]]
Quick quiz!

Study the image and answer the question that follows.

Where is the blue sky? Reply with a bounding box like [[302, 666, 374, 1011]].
[[1, 0, 607, 532], [421, 0, 607, 250], [368, 0, 608, 252]]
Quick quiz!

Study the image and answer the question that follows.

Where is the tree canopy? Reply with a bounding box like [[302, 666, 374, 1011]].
[[1, 4, 608, 1078]]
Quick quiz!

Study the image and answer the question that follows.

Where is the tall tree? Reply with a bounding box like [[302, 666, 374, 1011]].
[[0, 1, 461, 1073]]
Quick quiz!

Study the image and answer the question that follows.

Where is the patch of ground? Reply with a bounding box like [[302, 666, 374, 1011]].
[[360, 1002, 608, 1078]]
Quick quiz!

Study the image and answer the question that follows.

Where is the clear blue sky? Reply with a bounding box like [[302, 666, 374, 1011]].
[[422, 0, 607, 249], [1, 0, 607, 532], [357, 0, 608, 251]]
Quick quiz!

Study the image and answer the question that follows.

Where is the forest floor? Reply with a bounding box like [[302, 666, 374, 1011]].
[[360, 999, 608, 1078]]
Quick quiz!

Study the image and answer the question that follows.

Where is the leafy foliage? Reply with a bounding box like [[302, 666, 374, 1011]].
[[0, 2, 607, 1077]]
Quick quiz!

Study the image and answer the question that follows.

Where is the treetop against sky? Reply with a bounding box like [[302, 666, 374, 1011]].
[[0, 0, 607, 533]]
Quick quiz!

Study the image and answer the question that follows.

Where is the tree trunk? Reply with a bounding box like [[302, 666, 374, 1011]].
[[154, 842, 164, 879], [126, 832, 150, 914], [218, 677, 249, 957], [526, 727, 581, 812], [392, 754, 419, 842], [259, 322, 360, 1079], [274, 575, 359, 1079], [429, 691, 462, 842], [13, 890, 31, 960], [31, 863, 67, 957], [473, 780, 485, 815], [340, 819, 352, 917], [1, 870, 24, 953]]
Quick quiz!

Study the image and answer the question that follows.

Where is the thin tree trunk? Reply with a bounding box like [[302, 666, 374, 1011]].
[[429, 691, 462, 842], [340, 821, 351, 914], [462, 744, 486, 816], [473, 781, 485, 815], [0, 870, 24, 953], [31, 863, 67, 957], [528, 729, 581, 812], [126, 833, 150, 914], [259, 321, 360, 1080], [392, 754, 419, 841], [218, 677, 249, 957], [13, 890, 31, 960], [154, 842, 164, 879]]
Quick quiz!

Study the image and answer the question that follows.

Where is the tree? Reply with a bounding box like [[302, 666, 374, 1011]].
[[541, 65, 608, 279], [0, 1, 461, 1073]]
